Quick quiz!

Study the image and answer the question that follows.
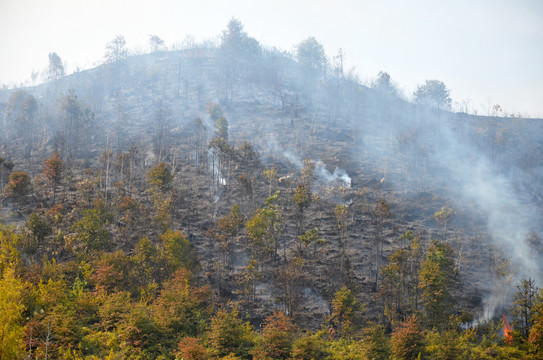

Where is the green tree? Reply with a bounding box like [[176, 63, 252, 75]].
[[24, 213, 52, 254], [71, 204, 113, 253], [160, 229, 192, 275], [511, 278, 538, 339], [0, 225, 21, 275], [215, 116, 229, 141], [263, 168, 277, 197], [210, 204, 244, 269], [434, 206, 453, 239], [219, 18, 261, 102], [236, 258, 262, 314], [291, 332, 329, 360], [0, 266, 26, 360], [153, 269, 211, 342], [426, 326, 473, 360], [419, 240, 456, 330], [147, 162, 174, 231], [413, 79, 452, 110], [380, 231, 423, 324], [361, 324, 391, 360], [330, 287, 364, 337], [147, 162, 173, 193], [208, 304, 254, 359], [246, 192, 283, 259], [298, 227, 327, 259]]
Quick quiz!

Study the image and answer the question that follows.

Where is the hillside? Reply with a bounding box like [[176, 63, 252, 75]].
[[1, 26, 543, 359]]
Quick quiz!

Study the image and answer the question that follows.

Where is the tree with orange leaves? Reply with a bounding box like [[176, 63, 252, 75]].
[[3, 171, 32, 209], [391, 314, 425, 360], [176, 337, 209, 360], [252, 311, 296, 360], [529, 289, 543, 356], [43, 152, 63, 202]]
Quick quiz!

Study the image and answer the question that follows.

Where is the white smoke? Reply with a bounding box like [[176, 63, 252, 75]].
[[315, 161, 352, 188], [279, 151, 351, 188]]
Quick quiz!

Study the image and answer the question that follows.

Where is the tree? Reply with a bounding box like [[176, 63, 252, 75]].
[[361, 324, 391, 360], [147, 162, 173, 193], [71, 204, 113, 253], [510, 278, 538, 339], [148, 162, 174, 231], [293, 184, 311, 236], [275, 257, 306, 317], [252, 311, 296, 360], [373, 198, 392, 290], [419, 240, 456, 329], [215, 116, 229, 141], [3, 171, 32, 209], [330, 287, 364, 337], [390, 315, 425, 360], [57, 90, 94, 158], [0, 266, 26, 360], [246, 192, 283, 259], [152, 99, 172, 161], [193, 117, 208, 170], [210, 204, 244, 269], [263, 168, 277, 197], [176, 337, 209, 360], [6, 91, 37, 157], [236, 259, 262, 314], [434, 206, 453, 239], [529, 289, 543, 356], [374, 71, 398, 96], [219, 18, 261, 102], [296, 37, 326, 85], [24, 213, 52, 254], [298, 227, 327, 259], [48, 52, 64, 81], [153, 269, 211, 340], [43, 152, 63, 202], [208, 304, 254, 359], [291, 332, 329, 360], [380, 232, 422, 324], [148, 34, 165, 52], [0, 158, 14, 191], [104, 35, 128, 64], [160, 230, 192, 275], [413, 79, 452, 110], [301, 159, 316, 189]]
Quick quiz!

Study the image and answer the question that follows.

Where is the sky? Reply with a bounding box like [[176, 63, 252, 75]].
[[1, 0, 542, 117]]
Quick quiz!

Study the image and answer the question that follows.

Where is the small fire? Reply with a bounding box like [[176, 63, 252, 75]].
[[502, 314, 513, 345]]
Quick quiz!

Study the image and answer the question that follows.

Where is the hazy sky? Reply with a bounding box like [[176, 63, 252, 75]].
[[1, 0, 542, 116]]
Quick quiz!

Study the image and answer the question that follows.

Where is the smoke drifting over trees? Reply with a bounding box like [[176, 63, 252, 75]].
[[0, 18, 542, 359]]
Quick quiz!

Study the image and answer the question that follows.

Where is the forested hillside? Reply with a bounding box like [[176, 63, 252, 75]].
[[1, 20, 543, 359]]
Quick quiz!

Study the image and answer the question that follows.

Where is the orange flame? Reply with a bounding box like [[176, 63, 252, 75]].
[[502, 314, 513, 345]]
